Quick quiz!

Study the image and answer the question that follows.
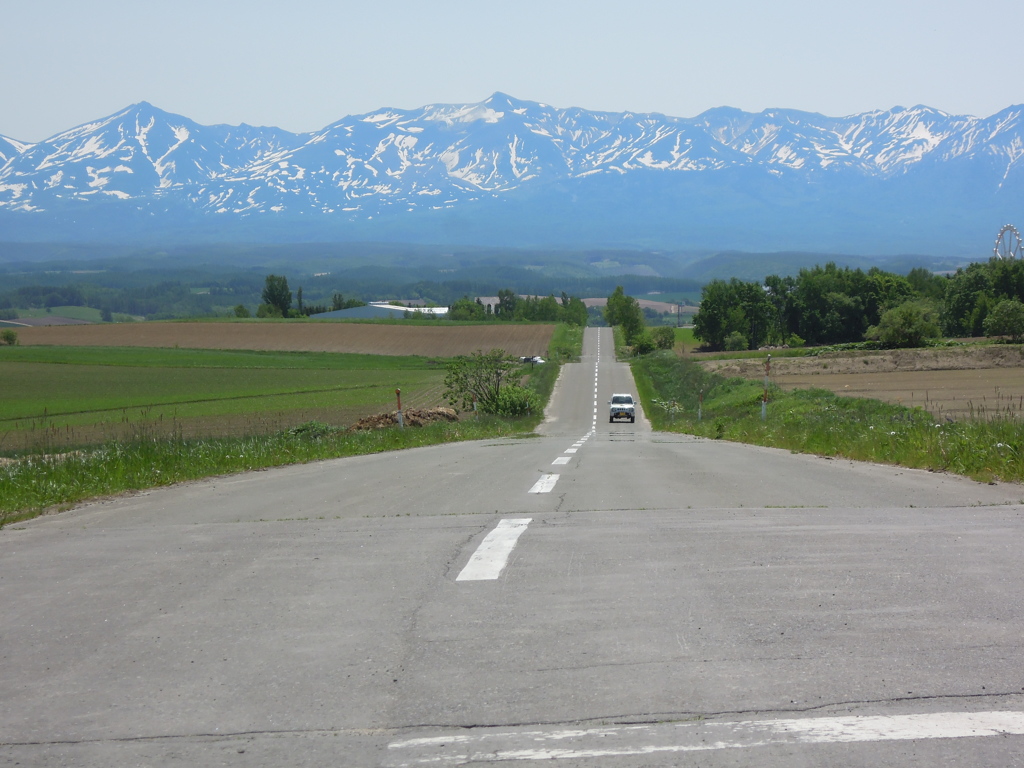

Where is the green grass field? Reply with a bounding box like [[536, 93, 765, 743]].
[[1, 326, 583, 523], [0, 346, 448, 451], [11, 306, 139, 322], [673, 326, 698, 352]]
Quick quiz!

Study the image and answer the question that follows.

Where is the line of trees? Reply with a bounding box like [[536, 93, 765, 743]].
[[234, 276, 368, 318], [448, 290, 589, 324], [0, 282, 218, 320], [693, 259, 1024, 350]]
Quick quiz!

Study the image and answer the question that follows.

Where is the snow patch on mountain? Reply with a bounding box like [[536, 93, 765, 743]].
[[1, 94, 1023, 254]]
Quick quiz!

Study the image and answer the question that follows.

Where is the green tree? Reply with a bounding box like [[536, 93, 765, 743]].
[[906, 267, 947, 301], [330, 293, 366, 311], [492, 385, 541, 417], [536, 294, 561, 321], [764, 274, 796, 345], [652, 326, 676, 350], [734, 279, 773, 349], [262, 275, 292, 317], [866, 300, 941, 348], [865, 269, 914, 327], [449, 296, 486, 321], [511, 294, 563, 322], [234, 304, 251, 318], [942, 264, 992, 337], [790, 263, 870, 345], [605, 286, 646, 345], [0, 329, 18, 346], [692, 280, 735, 351], [693, 278, 772, 351], [496, 289, 518, 319], [984, 298, 1024, 342], [604, 286, 629, 327], [443, 349, 522, 413], [631, 331, 656, 355], [560, 296, 589, 326], [989, 258, 1024, 303], [724, 331, 748, 351]]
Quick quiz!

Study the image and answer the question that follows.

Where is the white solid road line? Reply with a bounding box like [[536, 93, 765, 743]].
[[387, 710, 1024, 765], [528, 474, 560, 493], [455, 519, 532, 582]]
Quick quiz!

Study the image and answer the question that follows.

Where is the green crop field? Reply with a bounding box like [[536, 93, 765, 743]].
[[673, 326, 699, 352], [0, 346, 448, 451]]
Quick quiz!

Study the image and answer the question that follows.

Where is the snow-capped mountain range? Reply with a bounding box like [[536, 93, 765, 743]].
[[1, 93, 1022, 254]]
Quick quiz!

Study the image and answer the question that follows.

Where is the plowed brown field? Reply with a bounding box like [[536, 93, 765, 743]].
[[699, 345, 1024, 420], [14, 322, 556, 358]]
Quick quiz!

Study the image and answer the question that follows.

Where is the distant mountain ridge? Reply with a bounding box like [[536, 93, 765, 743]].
[[1, 94, 1022, 255]]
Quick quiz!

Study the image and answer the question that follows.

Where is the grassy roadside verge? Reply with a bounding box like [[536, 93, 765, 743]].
[[633, 351, 1024, 485], [523, 323, 583, 408], [0, 324, 585, 527], [0, 419, 528, 527]]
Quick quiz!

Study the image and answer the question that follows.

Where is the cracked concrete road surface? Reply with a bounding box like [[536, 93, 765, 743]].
[[5, 327, 1024, 766]]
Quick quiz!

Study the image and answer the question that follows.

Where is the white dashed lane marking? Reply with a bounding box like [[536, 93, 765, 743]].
[[541, 329, 601, 477], [529, 474, 560, 493], [544, 434, 590, 471], [455, 518, 532, 582], [387, 710, 1024, 765]]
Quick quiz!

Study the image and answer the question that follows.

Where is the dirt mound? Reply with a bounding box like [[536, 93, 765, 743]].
[[350, 407, 459, 431]]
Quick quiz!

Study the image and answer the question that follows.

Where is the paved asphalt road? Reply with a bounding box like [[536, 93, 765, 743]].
[[4, 327, 1024, 766]]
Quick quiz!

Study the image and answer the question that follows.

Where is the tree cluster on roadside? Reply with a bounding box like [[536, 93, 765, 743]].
[[604, 286, 676, 354], [442, 349, 540, 417], [448, 290, 588, 325], [692, 259, 1024, 351]]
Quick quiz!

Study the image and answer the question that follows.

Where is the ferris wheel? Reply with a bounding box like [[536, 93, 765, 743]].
[[993, 224, 1024, 260]]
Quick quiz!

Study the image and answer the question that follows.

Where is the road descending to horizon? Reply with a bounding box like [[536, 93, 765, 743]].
[[4, 327, 1024, 767]]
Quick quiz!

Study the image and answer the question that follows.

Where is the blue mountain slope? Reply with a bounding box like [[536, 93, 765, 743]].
[[1, 95, 1023, 254]]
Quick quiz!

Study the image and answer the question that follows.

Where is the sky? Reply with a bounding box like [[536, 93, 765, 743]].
[[3, 0, 1023, 142]]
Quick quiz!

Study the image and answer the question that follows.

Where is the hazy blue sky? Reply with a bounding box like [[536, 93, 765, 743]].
[[4, 0, 1022, 142]]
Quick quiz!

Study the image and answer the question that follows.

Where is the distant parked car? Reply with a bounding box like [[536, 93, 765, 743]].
[[520, 356, 545, 364], [609, 394, 635, 423]]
